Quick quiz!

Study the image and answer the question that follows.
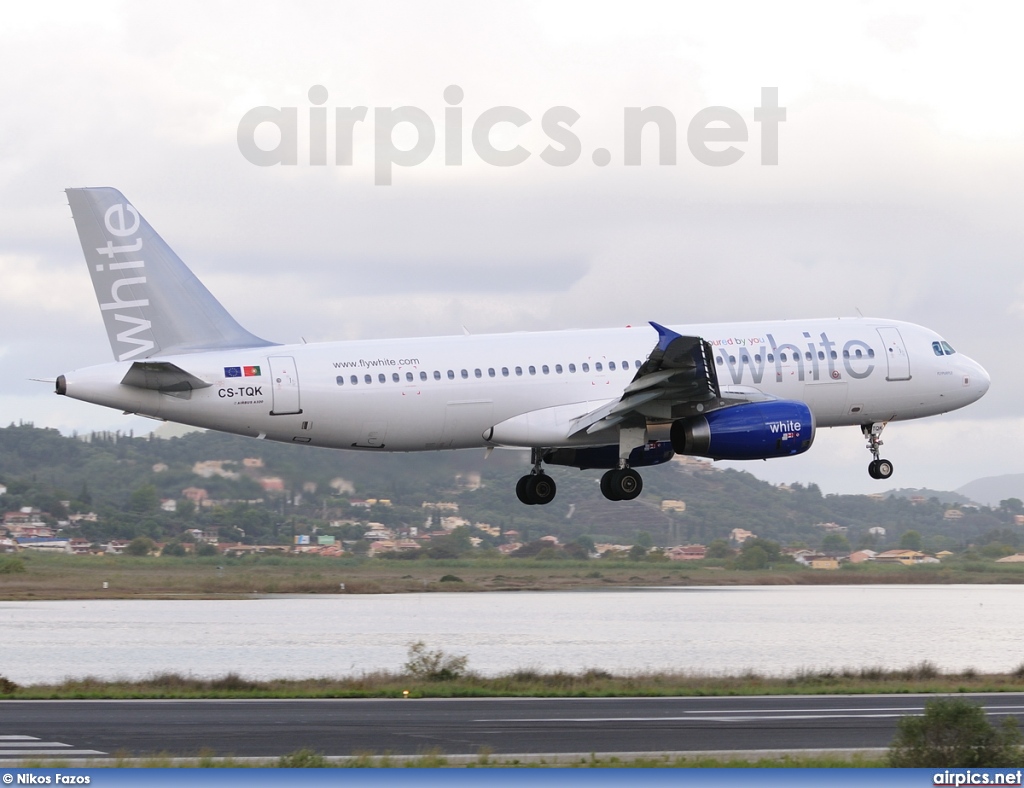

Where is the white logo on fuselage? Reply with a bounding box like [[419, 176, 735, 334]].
[[95, 203, 154, 361]]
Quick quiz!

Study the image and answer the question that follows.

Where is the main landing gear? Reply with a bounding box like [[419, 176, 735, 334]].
[[516, 448, 558, 505], [862, 423, 894, 480], [600, 467, 643, 501]]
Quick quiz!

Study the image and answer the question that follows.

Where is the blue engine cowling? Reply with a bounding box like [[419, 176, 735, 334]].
[[544, 441, 675, 470], [670, 400, 815, 460]]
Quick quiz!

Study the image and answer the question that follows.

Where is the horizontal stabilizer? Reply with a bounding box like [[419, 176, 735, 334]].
[[121, 361, 211, 395]]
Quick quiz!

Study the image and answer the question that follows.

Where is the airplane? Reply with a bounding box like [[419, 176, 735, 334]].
[[55, 187, 990, 505]]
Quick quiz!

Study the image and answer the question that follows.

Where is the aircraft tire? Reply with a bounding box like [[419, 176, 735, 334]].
[[600, 470, 622, 501], [875, 459, 894, 480], [526, 473, 557, 505], [516, 475, 534, 505], [617, 468, 643, 500]]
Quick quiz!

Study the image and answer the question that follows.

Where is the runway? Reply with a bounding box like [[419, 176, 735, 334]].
[[3, 693, 1022, 759]]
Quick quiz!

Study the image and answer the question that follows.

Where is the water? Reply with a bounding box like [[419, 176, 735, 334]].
[[1, 585, 1022, 684]]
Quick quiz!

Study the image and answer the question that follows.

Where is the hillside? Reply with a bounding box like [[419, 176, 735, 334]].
[[0, 423, 1021, 553]]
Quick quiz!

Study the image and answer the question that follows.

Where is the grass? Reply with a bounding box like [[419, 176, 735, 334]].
[[4, 661, 1024, 700], [2, 552, 1024, 600]]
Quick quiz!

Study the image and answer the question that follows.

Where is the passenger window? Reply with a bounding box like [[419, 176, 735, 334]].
[[555, 364, 563, 374], [854, 349, 862, 358], [336, 376, 344, 386], [716, 357, 724, 365], [843, 350, 850, 358], [635, 360, 641, 368], [515, 366, 523, 376], [542, 365, 550, 374], [501, 367, 509, 377], [767, 354, 774, 363], [420, 371, 427, 381], [780, 353, 787, 362], [818, 351, 825, 360], [406, 372, 414, 382], [582, 363, 590, 372], [568, 363, 576, 373], [595, 362, 603, 372], [525, 365, 533, 375], [754, 354, 761, 363], [623, 361, 629, 369], [350, 375, 358, 385], [433, 371, 441, 380], [448, 370, 455, 380], [729, 355, 736, 364], [392, 373, 400, 383], [805, 352, 812, 361], [365, 374, 372, 384], [741, 355, 748, 363], [460, 369, 468, 379], [378, 373, 386, 383], [609, 361, 616, 371], [488, 368, 495, 377], [868, 349, 875, 358]]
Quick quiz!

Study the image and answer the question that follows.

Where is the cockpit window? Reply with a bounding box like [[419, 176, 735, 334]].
[[932, 341, 943, 357], [941, 341, 956, 355]]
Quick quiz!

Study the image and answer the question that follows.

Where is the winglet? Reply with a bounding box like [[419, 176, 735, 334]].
[[649, 321, 680, 353], [66, 187, 276, 361]]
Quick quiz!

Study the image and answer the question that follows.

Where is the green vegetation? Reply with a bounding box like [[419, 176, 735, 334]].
[[6, 659, 1024, 701], [889, 697, 1023, 767]]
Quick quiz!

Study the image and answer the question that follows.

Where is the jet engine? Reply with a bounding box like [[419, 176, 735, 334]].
[[670, 401, 814, 461]]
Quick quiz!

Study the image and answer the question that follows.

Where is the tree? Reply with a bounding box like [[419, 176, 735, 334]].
[[705, 539, 732, 559], [161, 541, 187, 557], [900, 530, 923, 551], [1000, 498, 1024, 515], [628, 544, 648, 561], [889, 698, 1021, 767], [403, 641, 469, 681], [735, 545, 768, 570], [125, 536, 156, 556], [821, 533, 851, 552], [635, 531, 654, 549], [128, 484, 160, 514]]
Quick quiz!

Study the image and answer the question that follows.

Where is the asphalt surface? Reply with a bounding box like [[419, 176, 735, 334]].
[[2, 694, 1023, 759]]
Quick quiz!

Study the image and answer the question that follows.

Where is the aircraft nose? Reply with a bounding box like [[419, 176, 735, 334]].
[[963, 357, 990, 400]]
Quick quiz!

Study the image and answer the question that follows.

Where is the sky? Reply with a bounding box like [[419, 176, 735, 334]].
[[1, 1, 1021, 495]]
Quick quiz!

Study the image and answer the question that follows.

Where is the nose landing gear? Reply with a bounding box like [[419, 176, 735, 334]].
[[862, 423, 894, 480]]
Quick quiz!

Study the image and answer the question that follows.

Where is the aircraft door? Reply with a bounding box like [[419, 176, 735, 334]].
[[268, 355, 303, 415], [876, 327, 911, 381]]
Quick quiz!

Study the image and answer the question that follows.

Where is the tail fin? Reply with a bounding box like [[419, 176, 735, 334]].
[[66, 187, 275, 361]]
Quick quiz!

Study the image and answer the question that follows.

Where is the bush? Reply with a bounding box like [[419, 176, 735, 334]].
[[277, 749, 328, 767], [403, 641, 469, 681], [439, 574, 463, 583], [0, 557, 26, 574], [889, 698, 1022, 767], [0, 675, 18, 694]]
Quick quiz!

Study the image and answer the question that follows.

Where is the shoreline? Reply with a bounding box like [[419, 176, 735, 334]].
[[3, 553, 1024, 601]]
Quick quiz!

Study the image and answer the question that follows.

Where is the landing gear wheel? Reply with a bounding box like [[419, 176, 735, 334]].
[[875, 459, 893, 480], [526, 473, 557, 505], [600, 470, 621, 501], [862, 423, 893, 481], [516, 475, 534, 505], [600, 468, 644, 501], [516, 473, 557, 505]]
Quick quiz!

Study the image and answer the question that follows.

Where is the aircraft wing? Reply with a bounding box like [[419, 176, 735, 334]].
[[570, 322, 747, 436]]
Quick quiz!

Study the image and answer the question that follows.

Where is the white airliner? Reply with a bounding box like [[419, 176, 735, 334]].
[[56, 188, 990, 504]]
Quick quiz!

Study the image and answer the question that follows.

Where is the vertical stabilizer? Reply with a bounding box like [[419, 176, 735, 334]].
[[66, 187, 274, 361]]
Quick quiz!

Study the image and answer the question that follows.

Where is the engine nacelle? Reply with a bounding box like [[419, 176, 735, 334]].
[[544, 441, 675, 470], [670, 400, 815, 461]]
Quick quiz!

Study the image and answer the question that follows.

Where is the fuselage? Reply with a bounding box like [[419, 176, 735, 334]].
[[59, 317, 990, 453]]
